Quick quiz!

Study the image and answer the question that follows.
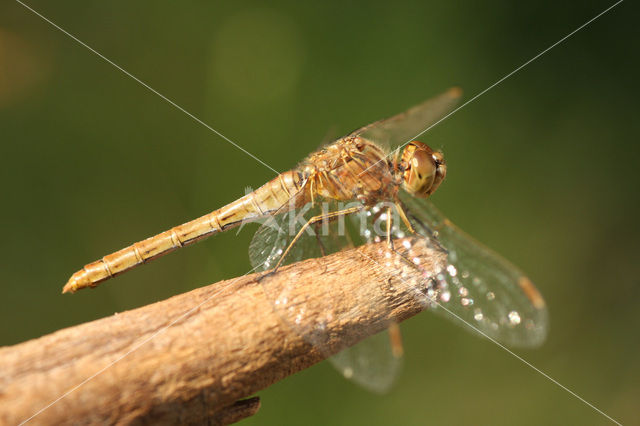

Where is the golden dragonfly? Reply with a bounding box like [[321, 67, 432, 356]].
[[64, 88, 547, 391]]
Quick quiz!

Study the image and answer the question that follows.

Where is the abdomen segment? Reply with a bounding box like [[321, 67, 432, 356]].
[[63, 171, 303, 293]]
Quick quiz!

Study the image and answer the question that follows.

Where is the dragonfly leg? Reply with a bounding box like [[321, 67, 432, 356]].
[[379, 202, 433, 276], [386, 206, 394, 250], [397, 202, 448, 253], [273, 206, 362, 272], [313, 221, 327, 257], [394, 201, 416, 234], [309, 178, 316, 206]]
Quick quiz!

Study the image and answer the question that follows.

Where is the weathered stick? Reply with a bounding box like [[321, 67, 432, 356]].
[[0, 238, 446, 425]]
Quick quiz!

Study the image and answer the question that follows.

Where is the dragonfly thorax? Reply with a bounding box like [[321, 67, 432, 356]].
[[399, 141, 446, 198]]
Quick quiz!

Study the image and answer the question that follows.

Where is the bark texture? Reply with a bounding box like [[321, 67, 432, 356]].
[[0, 238, 445, 425]]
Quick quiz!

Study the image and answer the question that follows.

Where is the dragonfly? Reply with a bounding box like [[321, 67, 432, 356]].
[[63, 88, 547, 391]]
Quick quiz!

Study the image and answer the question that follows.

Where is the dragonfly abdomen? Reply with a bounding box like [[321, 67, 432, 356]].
[[62, 171, 303, 293]]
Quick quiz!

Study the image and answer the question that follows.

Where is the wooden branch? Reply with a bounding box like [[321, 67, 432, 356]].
[[0, 238, 446, 425]]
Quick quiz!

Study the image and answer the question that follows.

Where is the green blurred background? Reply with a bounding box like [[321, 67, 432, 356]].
[[1, 1, 637, 424]]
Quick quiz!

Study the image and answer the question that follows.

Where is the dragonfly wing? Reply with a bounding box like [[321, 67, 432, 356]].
[[398, 191, 548, 348], [249, 198, 421, 391], [351, 88, 462, 150], [249, 197, 350, 272], [328, 325, 403, 393]]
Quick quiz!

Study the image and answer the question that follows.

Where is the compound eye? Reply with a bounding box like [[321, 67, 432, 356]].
[[405, 149, 437, 196]]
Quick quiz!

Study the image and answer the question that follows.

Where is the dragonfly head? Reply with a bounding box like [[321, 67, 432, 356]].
[[400, 141, 446, 198]]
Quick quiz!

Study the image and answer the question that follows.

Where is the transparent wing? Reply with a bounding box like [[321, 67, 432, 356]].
[[249, 198, 419, 392], [328, 326, 403, 393], [350, 88, 462, 150], [399, 191, 548, 347], [249, 196, 352, 272]]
